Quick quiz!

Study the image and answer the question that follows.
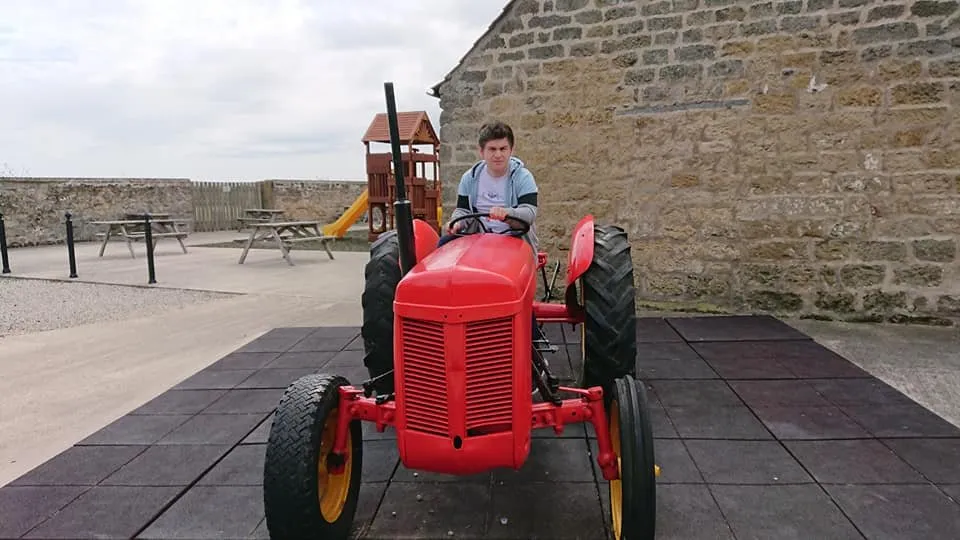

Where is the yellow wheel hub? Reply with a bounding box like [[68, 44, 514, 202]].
[[609, 404, 623, 540], [318, 408, 352, 522]]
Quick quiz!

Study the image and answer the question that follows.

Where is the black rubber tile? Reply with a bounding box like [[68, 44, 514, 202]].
[[491, 438, 594, 483], [234, 367, 318, 389], [686, 440, 813, 484], [540, 322, 580, 344], [636, 343, 720, 380], [711, 484, 863, 540], [665, 405, 773, 439], [824, 483, 960, 540], [23, 485, 181, 539], [172, 369, 255, 390], [326, 348, 364, 367], [287, 333, 357, 353], [636, 317, 685, 342], [101, 444, 232, 486], [666, 315, 810, 342], [361, 420, 396, 441], [692, 340, 869, 380], [532, 421, 588, 439], [136, 485, 264, 539], [9, 445, 146, 486], [343, 334, 364, 350], [257, 326, 316, 341], [350, 482, 388, 538], [205, 352, 281, 371], [647, 484, 736, 539], [883, 438, 960, 483], [128, 389, 228, 415], [156, 413, 266, 445], [808, 378, 917, 407], [728, 380, 833, 408], [772, 341, 870, 379], [242, 413, 273, 444], [0, 485, 88, 538], [197, 444, 265, 486], [839, 404, 960, 438], [590, 437, 703, 484], [305, 325, 362, 339], [692, 341, 796, 379], [751, 405, 871, 440], [200, 388, 284, 414], [360, 440, 400, 483], [486, 482, 605, 539], [784, 439, 926, 484], [265, 350, 337, 369], [942, 484, 960, 502], [392, 464, 491, 484], [366, 482, 490, 539], [648, 380, 745, 408], [77, 415, 192, 446], [233, 334, 301, 353]]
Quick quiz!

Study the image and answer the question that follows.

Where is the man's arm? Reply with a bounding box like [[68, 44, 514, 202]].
[[506, 168, 538, 227], [447, 171, 474, 231]]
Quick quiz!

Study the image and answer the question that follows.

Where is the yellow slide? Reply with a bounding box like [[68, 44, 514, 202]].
[[323, 189, 369, 237]]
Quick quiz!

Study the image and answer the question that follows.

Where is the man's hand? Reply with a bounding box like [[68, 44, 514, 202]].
[[488, 207, 509, 220], [446, 220, 462, 234]]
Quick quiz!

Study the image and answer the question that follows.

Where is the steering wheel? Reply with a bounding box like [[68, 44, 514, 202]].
[[448, 212, 531, 237]]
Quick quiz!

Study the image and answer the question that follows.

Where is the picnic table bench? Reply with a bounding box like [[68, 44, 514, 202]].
[[89, 218, 190, 258], [237, 220, 334, 266]]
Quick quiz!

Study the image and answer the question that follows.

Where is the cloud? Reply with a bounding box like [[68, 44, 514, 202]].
[[0, 0, 509, 180]]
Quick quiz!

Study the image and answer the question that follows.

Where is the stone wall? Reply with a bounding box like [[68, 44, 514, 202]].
[[264, 179, 368, 223], [0, 177, 193, 247], [0, 178, 368, 247], [435, 0, 960, 324]]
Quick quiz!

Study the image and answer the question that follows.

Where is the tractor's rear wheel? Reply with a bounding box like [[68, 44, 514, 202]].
[[361, 230, 400, 394], [577, 224, 638, 395], [608, 374, 657, 540], [263, 374, 363, 540]]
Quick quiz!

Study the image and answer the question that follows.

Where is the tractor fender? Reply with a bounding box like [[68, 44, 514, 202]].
[[412, 218, 440, 264], [565, 214, 595, 287]]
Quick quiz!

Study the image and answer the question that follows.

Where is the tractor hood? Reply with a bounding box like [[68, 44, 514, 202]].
[[395, 234, 537, 309]]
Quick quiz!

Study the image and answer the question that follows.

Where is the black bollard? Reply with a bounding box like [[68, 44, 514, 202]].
[[65, 212, 78, 278], [0, 212, 10, 274], [144, 213, 156, 284]]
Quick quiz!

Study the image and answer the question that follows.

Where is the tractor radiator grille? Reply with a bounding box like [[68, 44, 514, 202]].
[[400, 318, 448, 436], [464, 317, 514, 433]]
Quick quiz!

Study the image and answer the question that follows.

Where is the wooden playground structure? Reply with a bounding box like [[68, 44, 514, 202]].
[[361, 111, 442, 241]]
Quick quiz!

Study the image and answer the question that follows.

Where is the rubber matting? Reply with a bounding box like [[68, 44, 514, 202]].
[[2, 316, 959, 539]]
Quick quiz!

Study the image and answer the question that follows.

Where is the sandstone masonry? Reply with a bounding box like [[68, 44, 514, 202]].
[[434, 0, 960, 324]]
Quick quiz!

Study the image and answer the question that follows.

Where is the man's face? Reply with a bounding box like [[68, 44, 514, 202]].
[[479, 138, 512, 175]]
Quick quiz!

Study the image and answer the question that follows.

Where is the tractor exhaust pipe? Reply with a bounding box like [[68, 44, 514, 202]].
[[384, 81, 417, 276]]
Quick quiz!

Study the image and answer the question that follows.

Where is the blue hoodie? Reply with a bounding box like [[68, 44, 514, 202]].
[[449, 156, 539, 250]]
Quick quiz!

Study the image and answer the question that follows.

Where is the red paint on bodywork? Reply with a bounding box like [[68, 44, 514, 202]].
[[412, 218, 440, 264], [565, 215, 594, 287], [330, 384, 619, 481]]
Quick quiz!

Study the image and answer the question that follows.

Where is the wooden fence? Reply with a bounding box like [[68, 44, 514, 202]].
[[191, 181, 263, 232]]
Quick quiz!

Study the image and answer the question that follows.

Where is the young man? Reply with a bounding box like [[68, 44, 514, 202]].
[[438, 121, 539, 250]]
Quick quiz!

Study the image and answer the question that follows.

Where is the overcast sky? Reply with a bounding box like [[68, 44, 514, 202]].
[[1, 0, 507, 181]]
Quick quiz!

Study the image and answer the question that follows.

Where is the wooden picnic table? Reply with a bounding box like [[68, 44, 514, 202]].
[[88, 218, 190, 258], [237, 220, 334, 266], [237, 208, 285, 232]]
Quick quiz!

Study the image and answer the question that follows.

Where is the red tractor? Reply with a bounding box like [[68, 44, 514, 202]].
[[262, 83, 659, 539]]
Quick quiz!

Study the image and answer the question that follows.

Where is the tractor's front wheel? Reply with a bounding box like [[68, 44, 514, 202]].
[[361, 230, 400, 394], [263, 374, 363, 540], [608, 374, 657, 540], [577, 224, 638, 395]]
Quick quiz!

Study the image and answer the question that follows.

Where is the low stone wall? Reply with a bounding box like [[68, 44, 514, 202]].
[[263, 179, 368, 223], [0, 177, 193, 247]]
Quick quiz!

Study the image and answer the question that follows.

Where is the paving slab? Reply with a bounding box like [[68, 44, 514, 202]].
[[2, 316, 960, 539]]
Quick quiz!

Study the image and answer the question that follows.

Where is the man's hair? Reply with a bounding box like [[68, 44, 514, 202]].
[[478, 121, 514, 148]]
